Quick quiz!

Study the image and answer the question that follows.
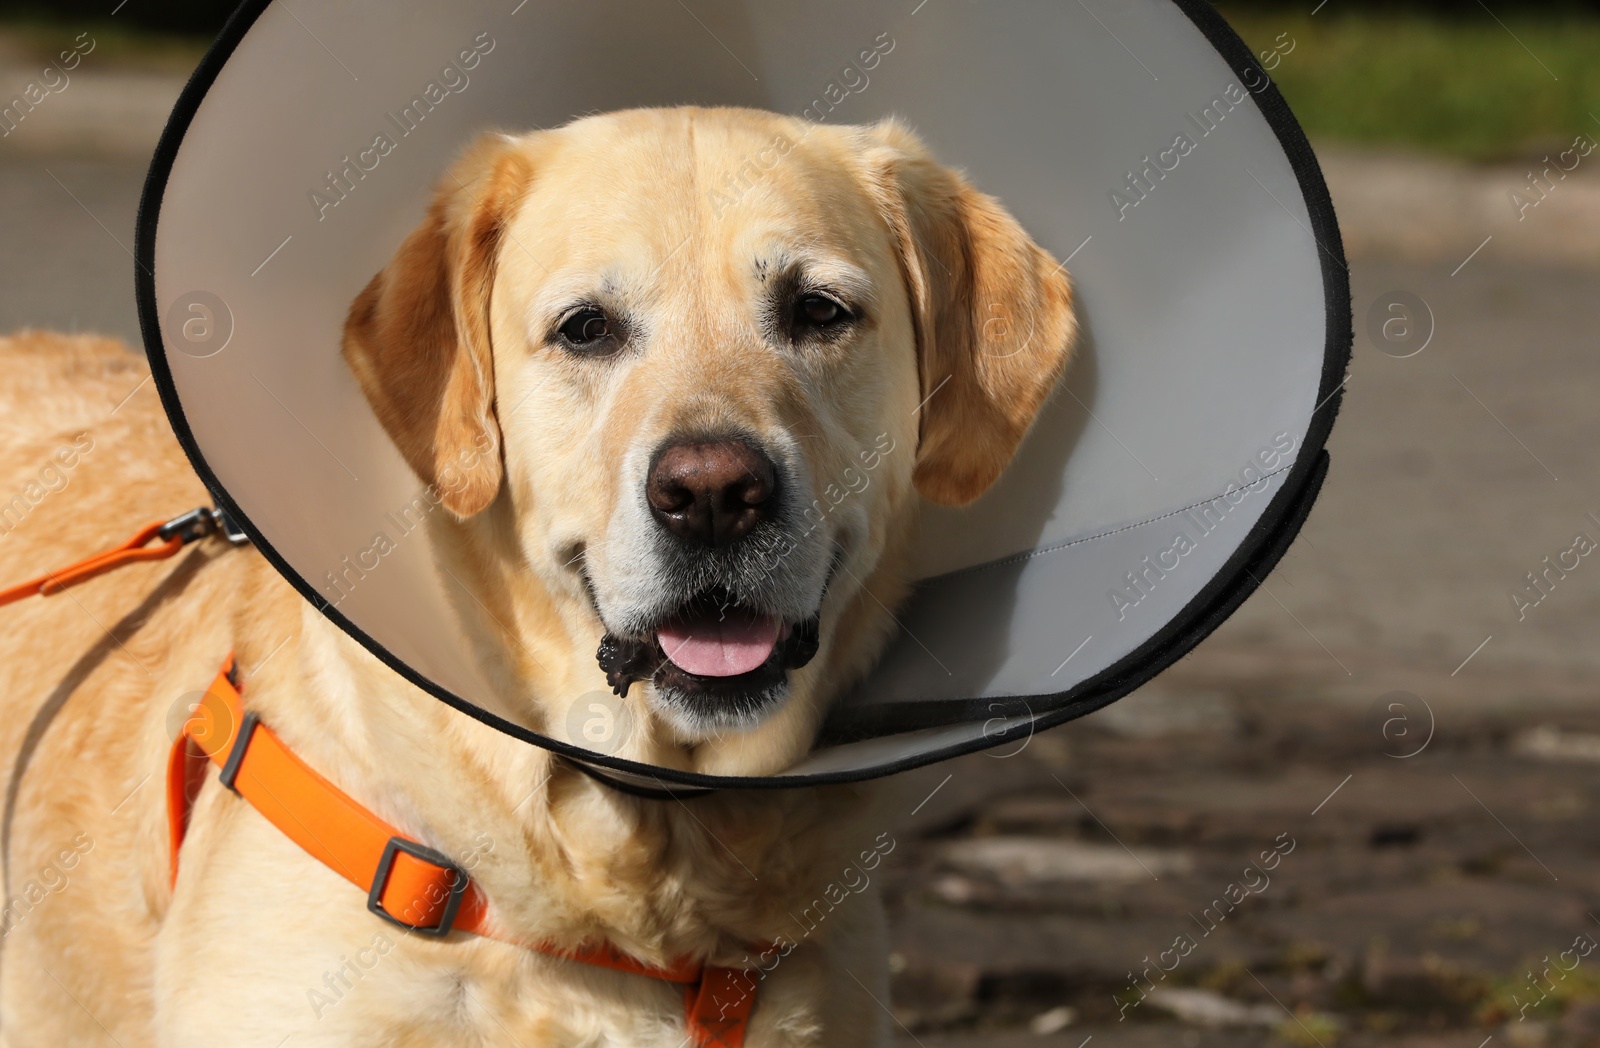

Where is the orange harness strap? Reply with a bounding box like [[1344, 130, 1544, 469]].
[[3, 510, 760, 1045], [167, 658, 761, 1046]]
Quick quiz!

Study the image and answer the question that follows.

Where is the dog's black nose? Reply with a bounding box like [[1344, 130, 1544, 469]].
[[647, 439, 776, 547]]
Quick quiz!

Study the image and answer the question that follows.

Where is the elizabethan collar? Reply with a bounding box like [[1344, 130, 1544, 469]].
[[137, 0, 1349, 787]]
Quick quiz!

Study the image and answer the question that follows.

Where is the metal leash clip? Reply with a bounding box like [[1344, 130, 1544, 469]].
[[157, 506, 252, 548]]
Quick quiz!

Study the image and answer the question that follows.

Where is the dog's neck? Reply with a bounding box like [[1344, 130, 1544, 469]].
[[269, 602, 887, 967]]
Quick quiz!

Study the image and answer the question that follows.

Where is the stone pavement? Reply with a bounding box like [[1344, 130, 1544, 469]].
[[884, 677, 1600, 1047], [3, 33, 1599, 1048]]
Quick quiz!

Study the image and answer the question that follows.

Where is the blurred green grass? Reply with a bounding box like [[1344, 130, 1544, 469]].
[[1, 4, 1595, 160], [0, 0, 227, 38], [1221, 6, 1600, 159], [0, 16, 208, 74]]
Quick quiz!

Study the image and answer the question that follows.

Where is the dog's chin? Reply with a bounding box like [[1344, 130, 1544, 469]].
[[650, 667, 794, 737]]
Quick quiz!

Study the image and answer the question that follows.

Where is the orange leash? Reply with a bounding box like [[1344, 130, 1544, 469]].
[[0, 506, 247, 608], [169, 657, 762, 1046]]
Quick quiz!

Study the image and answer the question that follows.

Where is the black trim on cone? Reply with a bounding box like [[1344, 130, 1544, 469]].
[[135, 0, 1351, 790]]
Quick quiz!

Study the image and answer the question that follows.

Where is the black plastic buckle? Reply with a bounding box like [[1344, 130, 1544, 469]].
[[216, 711, 259, 793], [366, 837, 468, 938]]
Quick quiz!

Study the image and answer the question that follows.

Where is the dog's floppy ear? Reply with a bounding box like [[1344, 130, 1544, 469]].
[[342, 133, 535, 518], [859, 118, 1078, 507]]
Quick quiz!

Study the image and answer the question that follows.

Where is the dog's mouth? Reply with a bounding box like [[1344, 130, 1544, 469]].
[[595, 587, 821, 726]]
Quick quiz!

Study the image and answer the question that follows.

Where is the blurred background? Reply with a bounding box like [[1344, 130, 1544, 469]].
[[2, 2, 1598, 1046]]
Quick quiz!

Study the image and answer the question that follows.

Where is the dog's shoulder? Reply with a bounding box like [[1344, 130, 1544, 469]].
[[0, 331, 150, 453]]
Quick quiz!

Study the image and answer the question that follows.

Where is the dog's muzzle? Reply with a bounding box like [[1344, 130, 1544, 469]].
[[593, 434, 830, 725]]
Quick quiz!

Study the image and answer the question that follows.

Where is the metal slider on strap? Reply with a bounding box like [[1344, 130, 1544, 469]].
[[366, 837, 469, 938]]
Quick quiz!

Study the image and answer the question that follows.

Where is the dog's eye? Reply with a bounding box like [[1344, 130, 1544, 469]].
[[793, 293, 850, 332], [557, 307, 614, 349]]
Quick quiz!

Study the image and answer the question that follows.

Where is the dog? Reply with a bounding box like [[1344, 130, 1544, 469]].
[[0, 106, 1075, 1046]]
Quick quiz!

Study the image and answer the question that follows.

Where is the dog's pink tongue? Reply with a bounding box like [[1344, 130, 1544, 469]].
[[658, 609, 780, 677]]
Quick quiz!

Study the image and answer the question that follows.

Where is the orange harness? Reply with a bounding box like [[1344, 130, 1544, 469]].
[[4, 511, 761, 1047]]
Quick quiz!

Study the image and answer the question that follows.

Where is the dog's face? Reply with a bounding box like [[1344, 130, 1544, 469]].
[[344, 107, 1075, 774]]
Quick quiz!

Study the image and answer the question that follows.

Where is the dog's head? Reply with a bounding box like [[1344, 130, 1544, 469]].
[[343, 107, 1075, 774]]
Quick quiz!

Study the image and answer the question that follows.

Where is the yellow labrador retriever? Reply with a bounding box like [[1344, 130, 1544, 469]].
[[0, 107, 1074, 1046]]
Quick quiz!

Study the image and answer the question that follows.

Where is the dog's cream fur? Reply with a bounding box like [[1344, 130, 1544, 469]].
[[0, 108, 1073, 1046]]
